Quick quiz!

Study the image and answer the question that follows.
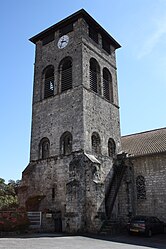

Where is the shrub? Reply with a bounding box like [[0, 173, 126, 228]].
[[0, 211, 30, 232]]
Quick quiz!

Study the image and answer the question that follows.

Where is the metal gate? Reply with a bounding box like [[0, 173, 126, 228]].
[[27, 212, 42, 228]]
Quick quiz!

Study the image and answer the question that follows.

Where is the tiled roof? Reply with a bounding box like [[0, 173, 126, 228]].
[[121, 127, 166, 157]]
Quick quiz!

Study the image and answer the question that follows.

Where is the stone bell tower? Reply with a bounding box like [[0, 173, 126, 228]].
[[19, 9, 121, 233]]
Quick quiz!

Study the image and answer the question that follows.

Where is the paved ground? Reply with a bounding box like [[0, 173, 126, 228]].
[[0, 233, 166, 249]]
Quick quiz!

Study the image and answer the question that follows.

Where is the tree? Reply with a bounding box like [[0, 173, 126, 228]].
[[0, 178, 19, 210]]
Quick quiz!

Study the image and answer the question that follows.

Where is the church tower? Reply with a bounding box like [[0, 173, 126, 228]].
[[19, 9, 121, 233]]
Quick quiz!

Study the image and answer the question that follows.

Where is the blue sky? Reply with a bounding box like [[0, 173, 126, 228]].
[[1, 0, 166, 182]]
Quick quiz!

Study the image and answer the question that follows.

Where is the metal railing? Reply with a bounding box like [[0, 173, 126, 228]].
[[27, 211, 42, 228]]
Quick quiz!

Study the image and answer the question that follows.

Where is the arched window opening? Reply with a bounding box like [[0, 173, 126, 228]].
[[39, 138, 50, 159], [44, 66, 54, 99], [136, 175, 146, 200], [103, 68, 113, 102], [89, 58, 100, 94], [91, 132, 101, 154], [60, 131, 72, 155], [108, 138, 116, 157], [60, 58, 72, 93]]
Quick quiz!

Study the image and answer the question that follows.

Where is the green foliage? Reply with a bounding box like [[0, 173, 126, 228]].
[[0, 179, 30, 233], [0, 178, 19, 211]]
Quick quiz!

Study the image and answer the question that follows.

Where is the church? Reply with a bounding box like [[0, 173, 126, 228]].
[[18, 9, 166, 233]]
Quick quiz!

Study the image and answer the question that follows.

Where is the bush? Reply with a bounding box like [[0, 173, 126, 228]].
[[0, 178, 19, 211], [0, 211, 30, 232]]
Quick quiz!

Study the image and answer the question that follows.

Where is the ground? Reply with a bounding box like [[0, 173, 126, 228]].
[[0, 233, 166, 249]]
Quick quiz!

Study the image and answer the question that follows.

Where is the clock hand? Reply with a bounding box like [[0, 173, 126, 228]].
[[60, 40, 67, 48]]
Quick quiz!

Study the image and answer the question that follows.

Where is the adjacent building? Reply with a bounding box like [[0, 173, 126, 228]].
[[119, 128, 166, 223]]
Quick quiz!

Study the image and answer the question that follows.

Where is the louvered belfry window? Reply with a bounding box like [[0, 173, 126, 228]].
[[103, 68, 113, 102], [90, 58, 100, 94], [61, 59, 72, 92], [44, 66, 54, 99], [103, 68, 110, 101]]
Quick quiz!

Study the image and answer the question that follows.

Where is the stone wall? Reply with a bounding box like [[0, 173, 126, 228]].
[[117, 153, 166, 223], [65, 153, 106, 233], [133, 153, 166, 222]]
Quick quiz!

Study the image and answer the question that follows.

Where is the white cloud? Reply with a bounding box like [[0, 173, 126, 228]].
[[137, 16, 166, 59]]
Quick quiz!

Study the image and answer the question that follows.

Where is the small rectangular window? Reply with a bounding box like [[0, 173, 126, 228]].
[[59, 23, 73, 37], [89, 26, 98, 44], [102, 37, 111, 54], [52, 188, 55, 200], [42, 33, 54, 46]]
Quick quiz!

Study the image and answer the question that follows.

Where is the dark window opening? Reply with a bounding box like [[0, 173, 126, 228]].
[[108, 138, 116, 157], [136, 175, 146, 200], [89, 26, 98, 43], [89, 58, 100, 94], [42, 33, 54, 46], [59, 23, 73, 37], [60, 132, 72, 155], [61, 59, 72, 92], [92, 132, 101, 154], [40, 138, 50, 159], [52, 187, 55, 200], [44, 66, 54, 98], [102, 37, 111, 54], [103, 68, 113, 102]]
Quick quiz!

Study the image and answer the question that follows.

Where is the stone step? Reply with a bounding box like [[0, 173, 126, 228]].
[[100, 219, 125, 235]]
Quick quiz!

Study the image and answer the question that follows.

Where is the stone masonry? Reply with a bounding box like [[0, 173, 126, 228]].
[[18, 9, 122, 233], [18, 9, 166, 234]]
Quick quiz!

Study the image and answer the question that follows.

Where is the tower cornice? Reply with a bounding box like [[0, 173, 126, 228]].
[[29, 9, 121, 49]]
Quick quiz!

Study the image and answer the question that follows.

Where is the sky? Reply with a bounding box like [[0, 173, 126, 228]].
[[1, 0, 166, 182]]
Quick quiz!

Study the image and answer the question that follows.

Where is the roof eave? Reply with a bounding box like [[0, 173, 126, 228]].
[[29, 9, 121, 49], [128, 150, 166, 159]]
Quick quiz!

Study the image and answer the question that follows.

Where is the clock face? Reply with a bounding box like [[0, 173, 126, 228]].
[[57, 35, 69, 49]]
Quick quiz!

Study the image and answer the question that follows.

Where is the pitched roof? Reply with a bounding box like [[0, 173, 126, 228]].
[[121, 127, 166, 157]]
